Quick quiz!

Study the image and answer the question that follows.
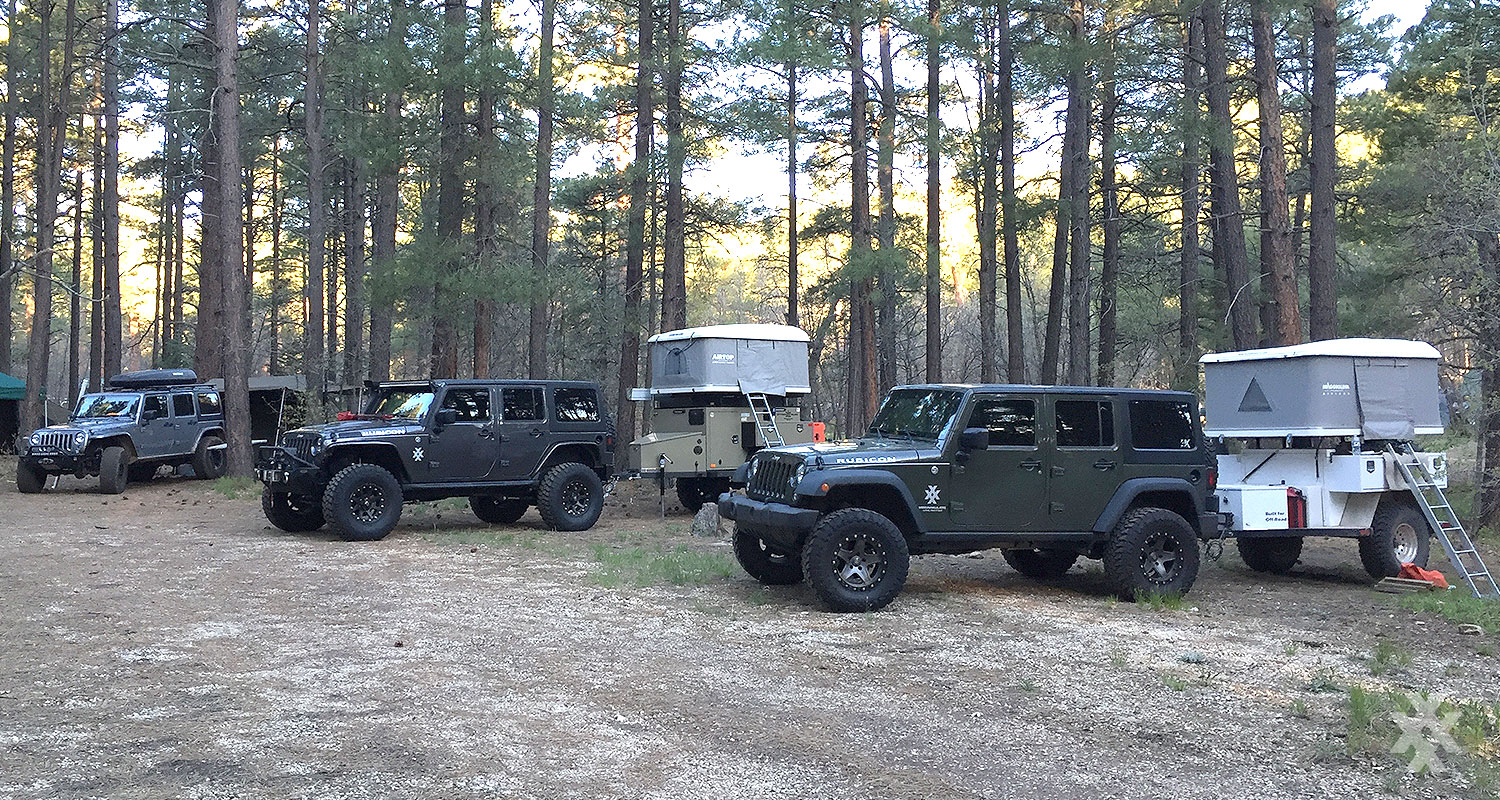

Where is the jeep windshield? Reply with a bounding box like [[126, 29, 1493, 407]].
[[365, 388, 434, 421], [73, 393, 140, 420], [865, 388, 964, 441]]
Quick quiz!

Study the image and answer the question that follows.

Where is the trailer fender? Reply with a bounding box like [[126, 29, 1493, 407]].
[[1094, 477, 1204, 535]]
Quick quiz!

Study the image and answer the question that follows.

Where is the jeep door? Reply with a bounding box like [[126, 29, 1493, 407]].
[[495, 386, 550, 479], [429, 386, 501, 480], [170, 392, 199, 454], [946, 393, 1046, 531], [135, 394, 174, 457], [1046, 396, 1121, 531]]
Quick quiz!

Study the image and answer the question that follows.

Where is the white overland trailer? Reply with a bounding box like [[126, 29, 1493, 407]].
[[1204, 339, 1495, 596]]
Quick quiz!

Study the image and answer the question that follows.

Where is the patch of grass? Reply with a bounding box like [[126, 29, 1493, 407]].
[[592, 544, 736, 588], [1109, 650, 1128, 669], [211, 476, 259, 499], [1017, 678, 1039, 693], [1346, 687, 1500, 781], [1283, 642, 1298, 656], [1397, 592, 1500, 636], [1479, 642, 1496, 658], [1137, 591, 1185, 612], [1305, 669, 1342, 694], [1161, 674, 1189, 691], [1369, 638, 1414, 677], [1346, 685, 1398, 758], [1289, 699, 1311, 719]]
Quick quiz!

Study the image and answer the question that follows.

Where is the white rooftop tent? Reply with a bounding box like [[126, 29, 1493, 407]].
[[637, 324, 811, 398]]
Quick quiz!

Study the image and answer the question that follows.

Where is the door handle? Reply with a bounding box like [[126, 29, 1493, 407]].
[[529, 428, 544, 438], [479, 428, 495, 440], [1019, 459, 1042, 472], [1093, 459, 1116, 471]]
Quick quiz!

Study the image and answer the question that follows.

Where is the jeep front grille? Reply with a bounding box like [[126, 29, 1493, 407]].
[[747, 457, 797, 503], [33, 431, 78, 452], [282, 433, 318, 461]]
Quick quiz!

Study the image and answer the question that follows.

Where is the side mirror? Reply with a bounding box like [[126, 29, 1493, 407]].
[[959, 427, 990, 451], [434, 408, 459, 428]]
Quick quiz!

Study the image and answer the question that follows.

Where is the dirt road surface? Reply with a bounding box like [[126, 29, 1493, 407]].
[[0, 462, 1494, 799]]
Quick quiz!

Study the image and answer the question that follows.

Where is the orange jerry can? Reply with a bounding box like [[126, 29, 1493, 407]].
[[810, 421, 826, 443]]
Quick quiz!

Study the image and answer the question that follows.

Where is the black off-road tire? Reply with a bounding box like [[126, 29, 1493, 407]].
[[471, 495, 528, 525], [732, 525, 803, 585], [192, 435, 228, 480], [16, 461, 46, 493], [801, 508, 911, 613], [323, 463, 403, 541], [1237, 536, 1303, 575], [1103, 507, 1201, 601], [261, 487, 326, 532], [1002, 548, 1079, 579], [675, 477, 731, 513], [1360, 498, 1431, 579], [537, 463, 604, 531], [99, 446, 129, 494], [128, 463, 160, 483]]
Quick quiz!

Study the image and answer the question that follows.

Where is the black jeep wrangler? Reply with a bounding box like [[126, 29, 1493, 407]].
[[16, 369, 228, 494], [255, 380, 614, 541], [719, 384, 1219, 611]]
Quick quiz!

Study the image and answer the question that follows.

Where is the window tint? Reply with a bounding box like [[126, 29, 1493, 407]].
[[144, 395, 168, 419], [172, 394, 196, 418], [1056, 400, 1114, 448], [196, 391, 222, 417], [554, 388, 601, 423], [440, 388, 491, 422], [1130, 399, 1197, 450], [502, 387, 545, 421], [966, 397, 1036, 447]]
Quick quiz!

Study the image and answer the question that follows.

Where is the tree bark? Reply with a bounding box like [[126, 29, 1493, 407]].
[[661, 0, 687, 332], [1178, 7, 1203, 389], [430, 0, 466, 379], [369, 0, 403, 383], [999, 0, 1023, 383], [616, 0, 653, 469], [304, 0, 327, 391], [923, 0, 941, 381], [1308, 0, 1337, 340], [1041, 117, 1072, 387], [101, 0, 122, 378], [786, 59, 799, 328], [847, 0, 877, 433], [530, 0, 556, 378], [0, 0, 16, 375], [343, 156, 366, 384], [70, 112, 85, 407], [1202, 0, 1256, 350], [1476, 233, 1500, 529], [1064, 0, 1091, 386], [269, 135, 283, 373], [1097, 10, 1119, 386], [977, 16, 998, 384], [875, 5, 897, 391], [212, 0, 252, 475], [92, 96, 105, 382], [1252, 0, 1300, 346], [473, 0, 496, 379], [196, 13, 223, 382]]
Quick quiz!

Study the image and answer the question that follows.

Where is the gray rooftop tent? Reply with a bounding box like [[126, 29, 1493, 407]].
[[636, 324, 812, 399], [1200, 338, 1443, 440]]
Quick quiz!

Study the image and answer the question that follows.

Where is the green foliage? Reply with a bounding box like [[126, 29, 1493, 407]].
[[591, 543, 738, 587], [1368, 638, 1414, 676], [211, 476, 260, 499], [1397, 592, 1500, 635]]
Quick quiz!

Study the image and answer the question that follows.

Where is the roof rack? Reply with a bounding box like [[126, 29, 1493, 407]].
[[105, 368, 201, 390]]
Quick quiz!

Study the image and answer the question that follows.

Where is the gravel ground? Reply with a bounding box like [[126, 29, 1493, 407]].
[[0, 460, 1495, 799]]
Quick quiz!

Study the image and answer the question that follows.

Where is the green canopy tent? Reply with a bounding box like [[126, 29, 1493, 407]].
[[0, 371, 23, 451]]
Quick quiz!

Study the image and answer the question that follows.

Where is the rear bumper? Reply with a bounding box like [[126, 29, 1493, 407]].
[[1199, 511, 1222, 538], [717, 493, 819, 550]]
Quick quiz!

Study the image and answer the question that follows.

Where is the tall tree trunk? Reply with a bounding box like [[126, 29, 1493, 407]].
[[196, 17, 223, 381], [369, 0, 404, 382], [213, 0, 252, 475], [1252, 0, 1300, 346], [1202, 0, 1256, 350], [431, 0, 466, 379], [243, 158, 255, 369], [472, 0, 495, 379], [344, 156, 366, 383], [23, 0, 77, 431], [0, 0, 16, 375], [92, 98, 105, 382], [616, 0, 653, 469], [786, 59, 799, 328], [999, 0, 1023, 383], [1041, 116, 1072, 386], [1097, 11, 1119, 386], [1307, 0, 1337, 340], [977, 19, 998, 384], [1178, 6, 1203, 389], [875, 4, 897, 390], [530, 0, 555, 378], [70, 113, 85, 406], [923, 0, 941, 381], [661, 0, 687, 332], [847, 0, 876, 432], [327, 197, 340, 376], [101, 0, 122, 377], [1475, 233, 1500, 529], [1064, 0, 1092, 386], [269, 135, 282, 373], [304, 0, 327, 391]]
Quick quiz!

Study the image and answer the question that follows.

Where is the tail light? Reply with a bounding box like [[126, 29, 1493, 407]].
[[1207, 466, 1217, 492]]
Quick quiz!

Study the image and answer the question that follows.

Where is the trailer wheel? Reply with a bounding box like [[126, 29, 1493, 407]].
[[675, 477, 731, 513], [1361, 498, 1431, 578], [1236, 536, 1303, 575]]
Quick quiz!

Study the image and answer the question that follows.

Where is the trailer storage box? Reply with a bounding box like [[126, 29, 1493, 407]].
[[643, 324, 811, 398], [1201, 338, 1442, 440]]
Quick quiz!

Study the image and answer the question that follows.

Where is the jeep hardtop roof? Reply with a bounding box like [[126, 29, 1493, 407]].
[[895, 383, 1197, 400], [368, 379, 601, 388]]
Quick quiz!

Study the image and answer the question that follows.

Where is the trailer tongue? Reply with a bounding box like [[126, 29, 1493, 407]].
[[1202, 338, 1495, 597]]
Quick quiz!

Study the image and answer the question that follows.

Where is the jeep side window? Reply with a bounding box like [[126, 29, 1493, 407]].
[[172, 393, 196, 418], [197, 391, 223, 418], [143, 395, 168, 420], [967, 397, 1035, 447], [440, 388, 491, 422], [501, 387, 544, 421], [554, 388, 600, 422], [1056, 400, 1114, 448], [1130, 399, 1196, 450]]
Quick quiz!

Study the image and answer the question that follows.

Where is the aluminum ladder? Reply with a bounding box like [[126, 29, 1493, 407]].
[[745, 393, 785, 448], [1388, 442, 1499, 599]]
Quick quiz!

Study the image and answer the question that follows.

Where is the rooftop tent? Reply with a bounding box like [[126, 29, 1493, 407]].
[[0, 371, 22, 401], [644, 324, 811, 397], [1200, 338, 1443, 440]]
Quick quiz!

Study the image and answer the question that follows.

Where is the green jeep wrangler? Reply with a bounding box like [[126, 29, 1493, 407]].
[[718, 385, 1219, 611]]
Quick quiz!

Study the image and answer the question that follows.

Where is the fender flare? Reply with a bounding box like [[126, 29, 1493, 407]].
[[1093, 477, 1203, 533], [325, 441, 412, 482], [188, 426, 227, 454], [796, 468, 927, 534]]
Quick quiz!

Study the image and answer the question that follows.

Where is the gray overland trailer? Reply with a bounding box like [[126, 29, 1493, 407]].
[[629, 324, 819, 511], [1202, 339, 1453, 580]]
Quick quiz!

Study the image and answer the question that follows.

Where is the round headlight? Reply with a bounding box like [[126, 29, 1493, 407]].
[[29, 432, 42, 445], [72, 431, 88, 448], [791, 463, 806, 489]]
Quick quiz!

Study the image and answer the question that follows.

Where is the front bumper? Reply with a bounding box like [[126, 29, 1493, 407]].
[[19, 451, 86, 474], [717, 492, 820, 551], [255, 446, 324, 495]]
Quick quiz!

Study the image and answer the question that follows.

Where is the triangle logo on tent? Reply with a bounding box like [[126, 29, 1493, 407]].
[[1239, 378, 1273, 412]]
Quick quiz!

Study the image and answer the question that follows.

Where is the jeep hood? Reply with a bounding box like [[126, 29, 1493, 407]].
[[50, 418, 132, 432], [286, 419, 424, 439], [763, 438, 942, 466]]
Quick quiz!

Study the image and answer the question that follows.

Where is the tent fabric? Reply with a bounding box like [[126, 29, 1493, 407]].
[[1355, 362, 1415, 440], [647, 335, 811, 396], [0, 372, 24, 401]]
